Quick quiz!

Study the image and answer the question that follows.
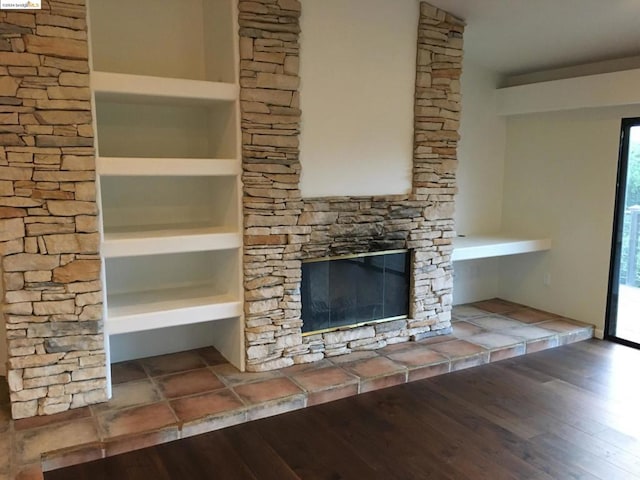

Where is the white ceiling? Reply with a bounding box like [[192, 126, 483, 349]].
[[426, 0, 640, 77]]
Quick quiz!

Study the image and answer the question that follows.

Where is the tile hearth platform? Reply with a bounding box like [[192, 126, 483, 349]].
[[0, 299, 594, 479]]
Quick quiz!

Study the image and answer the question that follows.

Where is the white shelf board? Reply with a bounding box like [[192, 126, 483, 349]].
[[97, 157, 239, 176], [106, 286, 242, 335], [92, 71, 238, 105], [103, 225, 241, 258], [452, 234, 552, 261]]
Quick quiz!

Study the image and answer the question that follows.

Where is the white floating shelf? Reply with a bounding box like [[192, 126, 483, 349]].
[[452, 234, 552, 261], [97, 157, 239, 177], [106, 286, 242, 335], [92, 71, 238, 105], [102, 225, 241, 258]]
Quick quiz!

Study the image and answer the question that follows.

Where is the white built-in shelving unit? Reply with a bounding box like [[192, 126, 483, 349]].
[[88, 0, 244, 371], [452, 234, 552, 262]]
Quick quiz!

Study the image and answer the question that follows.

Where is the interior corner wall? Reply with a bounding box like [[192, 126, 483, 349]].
[[456, 61, 506, 235], [298, 0, 417, 198], [499, 105, 640, 334], [452, 61, 506, 305]]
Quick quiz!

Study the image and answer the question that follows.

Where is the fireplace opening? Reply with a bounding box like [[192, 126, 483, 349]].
[[301, 250, 410, 334]]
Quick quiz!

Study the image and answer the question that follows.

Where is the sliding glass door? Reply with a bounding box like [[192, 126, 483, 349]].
[[607, 118, 640, 346]]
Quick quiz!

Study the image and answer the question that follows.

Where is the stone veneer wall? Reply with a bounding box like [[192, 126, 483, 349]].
[[241, 1, 464, 371], [0, 1, 105, 419]]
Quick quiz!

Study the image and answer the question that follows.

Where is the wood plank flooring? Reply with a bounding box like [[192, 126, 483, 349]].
[[45, 340, 640, 480]]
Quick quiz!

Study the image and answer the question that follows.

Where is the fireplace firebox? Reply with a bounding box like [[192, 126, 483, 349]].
[[301, 250, 410, 334]]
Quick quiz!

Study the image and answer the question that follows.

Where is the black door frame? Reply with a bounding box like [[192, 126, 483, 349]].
[[605, 117, 640, 348]]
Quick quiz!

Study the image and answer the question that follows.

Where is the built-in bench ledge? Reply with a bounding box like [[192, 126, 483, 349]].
[[452, 234, 552, 261]]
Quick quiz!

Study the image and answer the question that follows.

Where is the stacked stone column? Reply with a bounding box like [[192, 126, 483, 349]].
[[0, 1, 105, 419], [239, 0, 305, 372], [409, 3, 464, 329]]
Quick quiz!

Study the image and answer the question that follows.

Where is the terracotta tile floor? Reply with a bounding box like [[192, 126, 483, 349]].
[[0, 299, 594, 479]]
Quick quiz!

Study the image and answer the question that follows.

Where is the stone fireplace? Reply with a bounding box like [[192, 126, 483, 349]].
[[240, 2, 463, 371], [0, 0, 463, 418]]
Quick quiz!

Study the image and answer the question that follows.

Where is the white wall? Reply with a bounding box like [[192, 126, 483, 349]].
[[499, 105, 640, 334], [453, 62, 507, 304], [299, 0, 417, 197], [456, 61, 507, 235]]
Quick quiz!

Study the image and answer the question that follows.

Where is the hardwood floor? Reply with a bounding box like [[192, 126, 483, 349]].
[[46, 340, 640, 480]]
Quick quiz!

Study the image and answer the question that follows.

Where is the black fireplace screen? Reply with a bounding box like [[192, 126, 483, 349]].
[[301, 250, 410, 334]]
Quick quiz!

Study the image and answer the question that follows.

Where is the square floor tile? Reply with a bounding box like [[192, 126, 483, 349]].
[[97, 402, 177, 440], [14, 406, 91, 432], [526, 336, 560, 353], [504, 308, 557, 324], [155, 368, 225, 399], [212, 363, 283, 386], [502, 325, 558, 340], [170, 388, 244, 423], [92, 379, 160, 413], [537, 321, 593, 345], [307, 384, 359, 407], [245, 395, 306, 421], [181, 410, 247, 439], [465, 332, 526, 350], [234, 377, 303, 405], [451, 354, 489, 372], [41, 442, 104, 473], [489, 344, 526, 362], [290, 366, 359, 407], [140, 351, 206, 377], [386, 347, 450, 383], [343, 356, 406, 380], [386, 346, 449, 369], [14, 418, 99, 465], [196, 347, 229, 367], [328, 350, 380, 365], [290, 366, 358, 392], [415, 333, 457, 346], [537, 319, 588, 333], [378, 342, 416, 354], [408, 362, 451, 382], [466, 315, 527, 331], [452, 305, 488, 319], [281, 359, 334, 375], [428, 339, 488, 359], [452, 321, 486, 338], [110, 361, 147, 385], [558, 329, 594, 345], [472, 298, 521, 314], [104, 428, 179, 458]]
